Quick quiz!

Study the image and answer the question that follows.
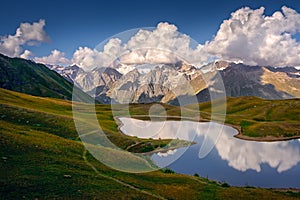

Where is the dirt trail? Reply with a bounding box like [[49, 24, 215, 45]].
[[82, 148, 167, 200]]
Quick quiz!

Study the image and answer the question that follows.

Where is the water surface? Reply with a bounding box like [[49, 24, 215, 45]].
[[119, 117, 300, 188]]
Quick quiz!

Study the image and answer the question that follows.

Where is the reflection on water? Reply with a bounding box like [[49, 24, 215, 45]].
[[216, 133, 300, 173], [157, 149, 177, 157], [119, 117, 300, 188]]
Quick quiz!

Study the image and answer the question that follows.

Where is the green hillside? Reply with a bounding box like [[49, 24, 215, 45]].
[[194, 96, 300, 140], [128, 96, 300, 140], [1, 88, 299, 199], [0, 53, 91, 102]]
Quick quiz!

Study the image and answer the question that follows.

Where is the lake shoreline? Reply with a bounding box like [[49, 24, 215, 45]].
[[117, 116, 300, 189], [118, 115, 300, 142], [115, 116, 195, 154], [228, 121, 300, 142], [234, 133, 300, 142]]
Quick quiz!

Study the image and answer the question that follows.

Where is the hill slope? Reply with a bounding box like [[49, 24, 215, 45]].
[[194, 96, 300, 140], [1, 88, 299, 199], [0, 53, 91, 102]]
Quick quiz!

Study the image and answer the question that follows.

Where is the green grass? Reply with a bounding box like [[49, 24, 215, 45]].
[[184, 96, 300, 139], [1, 88, 300, 199], [128, 96, 300, 140]]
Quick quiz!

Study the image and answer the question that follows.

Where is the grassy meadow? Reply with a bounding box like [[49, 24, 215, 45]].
[[1, 88, 300, 199]]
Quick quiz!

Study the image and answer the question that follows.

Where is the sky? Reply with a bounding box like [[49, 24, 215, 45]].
[[1, 0, 300, 69]]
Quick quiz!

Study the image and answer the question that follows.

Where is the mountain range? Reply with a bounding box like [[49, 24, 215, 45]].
[[47, 60, 300, 104], [0, 53, 299, 104]]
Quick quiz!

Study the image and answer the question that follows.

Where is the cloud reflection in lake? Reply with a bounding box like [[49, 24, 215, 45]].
[[119, 117, 300, 173]]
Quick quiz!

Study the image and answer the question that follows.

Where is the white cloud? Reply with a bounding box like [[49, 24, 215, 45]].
[[120, 50, 146, 64], [206, 6, 300, 67], [20, 50, 33, 59], [72, 47, 104, 70], [6, 7, 300, 69], [69, 8, 300, 69], [70, 9, 300, 70], [120, 49, 179, 64], [103, 38, 124, 57], [71, 22, 211, 71], [122, 22, 210, 66], [71, 38, 127, 71], [0, 19, 49, 58], [34, 49, 71, 66]]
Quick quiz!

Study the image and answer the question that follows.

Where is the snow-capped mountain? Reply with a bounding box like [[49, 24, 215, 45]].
[[47, 61, 300, 104]]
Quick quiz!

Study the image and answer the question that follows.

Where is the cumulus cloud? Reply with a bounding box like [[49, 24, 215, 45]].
[[0, 19, 49, 58], [20, 50, 33, 59], [72, 47, 104, 70], [6, 6, 300, 69], [206, 6, 300, 67], [71, 38, 127, 71], [71, 8, 300, 70], [34, 49, 71, 66], [71, 22, 211, 71], [120, 49, 179, 64]]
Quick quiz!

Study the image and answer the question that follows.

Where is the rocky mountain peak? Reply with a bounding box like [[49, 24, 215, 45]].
[[46, 59, 300, 104]]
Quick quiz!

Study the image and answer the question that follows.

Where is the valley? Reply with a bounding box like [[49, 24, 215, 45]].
[[1, 2, 300, 199], [1, 88, 300, 199]]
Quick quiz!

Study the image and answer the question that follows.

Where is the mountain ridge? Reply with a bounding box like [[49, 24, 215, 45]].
[[0, 53, 93, 102], [47, 60, 300, 104]]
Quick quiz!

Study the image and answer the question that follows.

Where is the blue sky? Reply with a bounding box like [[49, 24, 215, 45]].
[[1, 0, 299, 59]]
